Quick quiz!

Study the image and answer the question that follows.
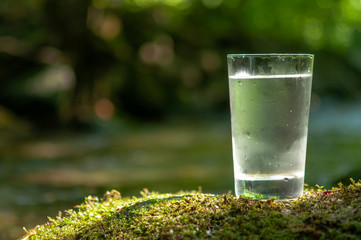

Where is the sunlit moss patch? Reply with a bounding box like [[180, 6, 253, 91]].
[[22, 180, 361, 239]]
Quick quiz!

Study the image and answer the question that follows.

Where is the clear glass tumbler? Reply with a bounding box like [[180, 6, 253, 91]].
[[227, 54, 314, 200]]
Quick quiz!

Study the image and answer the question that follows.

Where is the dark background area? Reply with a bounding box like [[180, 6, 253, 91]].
[[1, 0, 361, 238]]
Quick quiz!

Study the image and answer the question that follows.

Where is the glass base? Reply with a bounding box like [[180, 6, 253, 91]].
[[235, 175, 304, 200]]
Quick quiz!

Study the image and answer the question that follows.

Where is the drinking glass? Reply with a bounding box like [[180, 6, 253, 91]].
[[227, 54, 314, 200]]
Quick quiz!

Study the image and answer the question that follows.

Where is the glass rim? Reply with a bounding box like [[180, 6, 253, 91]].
[[227, 53, 314, 58]]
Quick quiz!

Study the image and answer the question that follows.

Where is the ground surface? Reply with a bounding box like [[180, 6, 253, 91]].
[[22, 180, 361, 240]]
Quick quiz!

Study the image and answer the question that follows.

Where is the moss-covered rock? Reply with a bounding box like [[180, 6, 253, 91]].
[[22, 180, 361, 239]]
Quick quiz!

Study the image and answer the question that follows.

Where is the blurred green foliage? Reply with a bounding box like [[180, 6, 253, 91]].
[[1, 0, 361, 127]]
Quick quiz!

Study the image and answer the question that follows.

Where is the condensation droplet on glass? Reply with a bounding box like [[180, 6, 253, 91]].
[[284, 178, 289, 182]]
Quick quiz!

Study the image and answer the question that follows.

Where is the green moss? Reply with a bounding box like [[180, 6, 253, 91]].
[[22, 180, 361, 239]]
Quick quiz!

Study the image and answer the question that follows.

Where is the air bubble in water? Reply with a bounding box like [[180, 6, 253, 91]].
[[284, 178, 289, 182]]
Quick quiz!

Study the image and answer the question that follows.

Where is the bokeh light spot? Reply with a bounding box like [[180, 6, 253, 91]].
[[28, 65, 75, 96], [99, 14, 122, 40], [139, 35, 174, 66], [139, 42, 156, 64], [303, 18, 324, 48], [87, 9, 122, 40], [341, 0, 361, 23], [350, 0, 361, 10], [94, 98, 115, 120]]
